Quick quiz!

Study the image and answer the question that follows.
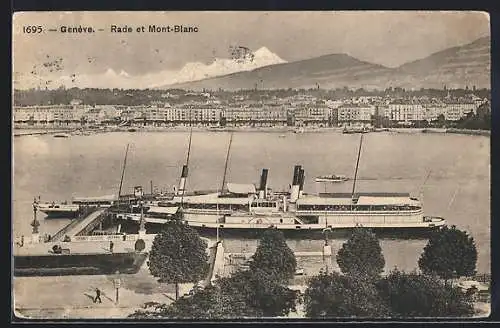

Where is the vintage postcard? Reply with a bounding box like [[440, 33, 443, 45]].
[[12, 11, 491, 320]]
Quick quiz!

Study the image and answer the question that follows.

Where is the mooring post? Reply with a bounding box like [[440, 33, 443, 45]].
[[138, 200, 146, 238]]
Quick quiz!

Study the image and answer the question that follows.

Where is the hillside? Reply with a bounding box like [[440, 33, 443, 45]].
[[163, 37, 490, 91], [389, 36, 490, 89], [165, 54, 392, 91]]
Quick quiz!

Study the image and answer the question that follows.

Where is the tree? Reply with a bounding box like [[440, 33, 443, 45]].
[[249, 228, 297, 282], [130, 267, 298, 319], [304, 271, 390, 318], [219, 268, 299, 317], [129, 283, 258, 319], [148, 221, 209, 300], [435, 114, 446, 127], [336, 228, 385, 280], [418, 225, 477, 282], [377, 269, 474, 317]]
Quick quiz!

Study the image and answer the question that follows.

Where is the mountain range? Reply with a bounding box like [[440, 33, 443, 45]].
[[17, 37, 489, 90], [18, 47, 287, 90], [164, 36, 490, 90]]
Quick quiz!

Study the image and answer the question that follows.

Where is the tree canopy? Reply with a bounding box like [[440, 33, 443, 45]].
[[148, 221, 209, 299], [130, 264, 298, 319], [336, 228, 385, 280], [303, 271, 390, 318], [219, 268, 299, 317], [129, 283, 257, 319], [249, 228, 297, 282], [376, 269, 475, 317], [418, 225, 477, 280]]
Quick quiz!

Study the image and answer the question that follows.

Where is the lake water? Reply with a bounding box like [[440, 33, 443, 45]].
[[12, 131, 490, 273]]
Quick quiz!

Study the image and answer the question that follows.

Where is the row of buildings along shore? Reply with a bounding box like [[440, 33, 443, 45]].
[[13, 93, 489, 128]]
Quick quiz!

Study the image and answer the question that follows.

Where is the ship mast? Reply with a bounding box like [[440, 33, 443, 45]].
[[419, 170, 432, 206], [220, 133, 234, 194], [351, 134, 364, 200], [186, 128, 193, 168], [118, 143, 130, 204], [180, 128, 194, 207]]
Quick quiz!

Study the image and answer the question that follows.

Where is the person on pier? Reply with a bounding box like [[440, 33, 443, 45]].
[[93, 288, 102, 303]]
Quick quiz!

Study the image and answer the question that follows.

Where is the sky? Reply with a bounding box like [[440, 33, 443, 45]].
[[12, 11, 490, 87]]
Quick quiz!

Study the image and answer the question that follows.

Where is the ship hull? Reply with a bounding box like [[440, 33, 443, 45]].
[[114, 215, 443, 240], [191, 225, 441, 240], [39, 210, 79, 218]]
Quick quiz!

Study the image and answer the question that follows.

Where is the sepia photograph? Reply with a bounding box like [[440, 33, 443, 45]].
[[12, 11, 491, 320]]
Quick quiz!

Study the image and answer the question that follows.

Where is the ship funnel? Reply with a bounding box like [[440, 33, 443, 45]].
[[178, 165, 189, 195], [259, 169, 269, 199], [290, 165, 301, 203], [298, 168, 305, 198]]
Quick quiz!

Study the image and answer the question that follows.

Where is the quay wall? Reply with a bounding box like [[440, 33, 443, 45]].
[[14, 252, 147, 277]]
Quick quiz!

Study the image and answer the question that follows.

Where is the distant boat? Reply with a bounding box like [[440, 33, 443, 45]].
[[53, 133, 70, 138], [343, 126, 372, 134], [294, 127, 305, 134], [295, 267, 305, 275], [128, 128, 137, 132], [315, 174, 349, 183], [278, 134, 286, 138]]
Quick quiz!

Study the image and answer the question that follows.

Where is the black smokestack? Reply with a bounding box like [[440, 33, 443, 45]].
[[292, 165, 301, 185], [299, 168, 305, 191], [181, 165, 189, 178], [259, 169, 269, 191]]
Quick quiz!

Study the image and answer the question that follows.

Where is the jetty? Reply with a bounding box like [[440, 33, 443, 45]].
[[13, 130, 74, 137], [50, 208, 107, 242]]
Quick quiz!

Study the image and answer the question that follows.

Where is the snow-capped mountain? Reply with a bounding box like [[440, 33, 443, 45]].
[[152, 46, 287, 88], [15, 47, 287, 90]]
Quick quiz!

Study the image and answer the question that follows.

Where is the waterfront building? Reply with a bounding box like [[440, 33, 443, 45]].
[[422, 101, 447, 121], [294, 104, 330, 127], [387, 100, 425, 123], [443, 99, 478, 121], [337, 103, 375, 124], [144, 106, 168, 126], [223, 104, 286, 127], [164, 105, 222, 126], [13, 104, 88, 127]]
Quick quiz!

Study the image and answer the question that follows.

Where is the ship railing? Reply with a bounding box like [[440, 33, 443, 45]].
[[72, 233, 141, 242]]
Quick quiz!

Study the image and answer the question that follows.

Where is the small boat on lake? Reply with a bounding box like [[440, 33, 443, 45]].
[[53, 133, 70, 138], [295, 267, 305, 275], [315, 174, 349, 183]]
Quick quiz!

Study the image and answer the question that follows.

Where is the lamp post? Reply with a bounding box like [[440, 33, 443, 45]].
[[113, 270, 121, 305], [322, 227, 332, 273], [31, 198, 40, 244]]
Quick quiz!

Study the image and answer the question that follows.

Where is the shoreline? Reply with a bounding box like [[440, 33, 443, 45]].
[[13, 126, 490, 136]]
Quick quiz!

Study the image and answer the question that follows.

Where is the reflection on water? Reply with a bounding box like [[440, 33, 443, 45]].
[[13, 132, 490, 273]]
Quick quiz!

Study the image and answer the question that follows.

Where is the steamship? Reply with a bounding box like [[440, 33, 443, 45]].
[[112, 132, 445, 235], [114, 165, 445, 234], [35, 201, 81, 218]]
